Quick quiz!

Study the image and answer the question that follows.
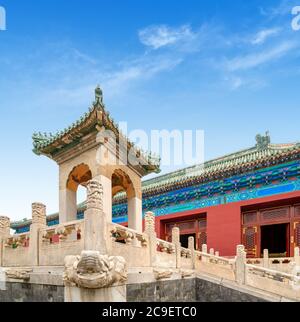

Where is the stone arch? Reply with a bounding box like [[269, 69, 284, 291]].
[[67, 163, 92, 192], [60, 163, 93, 223], [112, 169, 136, 199], [111, 168, 142, 231]]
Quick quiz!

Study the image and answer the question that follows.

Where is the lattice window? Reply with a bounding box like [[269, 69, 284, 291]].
[[295, 206, 300, 219], [243, 227, 257, 258], [295, 223, 300, 247], [261, 207, 289, 222], [243, 212, 257, 225], [199, 231, 207, 247]]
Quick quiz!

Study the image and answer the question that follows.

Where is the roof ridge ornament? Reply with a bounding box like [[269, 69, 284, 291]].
[[256, 131, 271, 150], [94, 85, 104, 107]]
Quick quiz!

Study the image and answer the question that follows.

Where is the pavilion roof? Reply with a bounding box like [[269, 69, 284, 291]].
[[32, 86, 160, 175]]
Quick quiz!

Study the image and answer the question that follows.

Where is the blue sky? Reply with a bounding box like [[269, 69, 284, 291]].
[[0, 0, 300, 221]]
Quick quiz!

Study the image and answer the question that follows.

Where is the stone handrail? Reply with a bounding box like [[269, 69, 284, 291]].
[[41, 219, 84, 243], [109, 223, 148, 247], [181, 246, 192, 258], [246, 264, 299, 283], [5, 232, 30, 248], [156, 238, 175, 254], [195, 250, 234, 266]]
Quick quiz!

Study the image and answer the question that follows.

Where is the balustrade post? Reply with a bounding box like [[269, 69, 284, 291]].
[[144, 212, 157, 267], [202, 244, 208, 263], [188, 236, 195, 269], [29, 203, 47, 266], [0, 217, 10, 267], [209, 248, 215, 256], [172, 227, 181, 269], [84, 180, 109, 254], [295, 247, 300, 267], [235, 245, 246, 285], [263, 249, 269, 268]]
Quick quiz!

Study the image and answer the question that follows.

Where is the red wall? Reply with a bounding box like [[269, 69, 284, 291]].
[[155, 191, 300, 257], [207, 202, 242, 257]]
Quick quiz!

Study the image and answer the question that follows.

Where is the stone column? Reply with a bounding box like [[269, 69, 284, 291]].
[[0, 217, 10, 267], [295, 247, 300, 267], [172, 227, 181, 269], [29, 203, 47, 266], [188, 236, 195, 269], [263, 249, 269, 268], [94, 175, 112, 223], [235, 245, 246, 285], [128, 197, 143, 233], [144, 212, 157, 267], [84, 180, 108, 254], [59, 188, 77, 223]]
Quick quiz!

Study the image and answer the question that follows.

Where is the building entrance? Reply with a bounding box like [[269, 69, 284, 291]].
[[242, 203, 300, 258], [261, 224, 289, 258]]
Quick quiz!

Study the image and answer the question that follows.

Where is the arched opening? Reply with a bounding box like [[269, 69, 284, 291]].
[[112, 169, 141, 231], [67, 163, 92, 192], [64, 163, 92, 222]]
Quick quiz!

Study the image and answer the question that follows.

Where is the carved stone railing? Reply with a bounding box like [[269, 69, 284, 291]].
[[245, 264, 300, 300], [181, 247, 192, 258], [39, 220, 84, 266], [5, 232, 30, 249], [194, 247, 236, 282], [246, 248, 300, 274], [156, 239, 175, 254], [41, 220, 84, 245], [247, 257, 294, 273], [109, 223, 148, 247], [2, 232, 31, 267], [196, 251, 234, 266], [108, 223, 151, 268]]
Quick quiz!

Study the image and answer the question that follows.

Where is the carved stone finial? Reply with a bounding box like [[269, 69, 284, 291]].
[[63, 251, 127, 289], [95, 85, 103, 105], [236, 245, 246, 258], [144, 212, 156, 235], [32, 203, 47, 225], [256, 131, 271, 150], [172, 227, 180, 245], [0, 216, 10, 236], [86, 180, 103, 211]]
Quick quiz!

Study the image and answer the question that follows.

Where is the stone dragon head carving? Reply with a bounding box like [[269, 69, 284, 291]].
[[64, 251, 127, 289]]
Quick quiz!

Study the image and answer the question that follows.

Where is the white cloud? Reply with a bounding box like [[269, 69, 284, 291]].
[[251, 28, 281, 45], [260, 0, 299, 18], [225, 75, 267, 91], [227, 41, 297, 71], [138, 24, 196, 50], [102, 56, 183, 96]]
